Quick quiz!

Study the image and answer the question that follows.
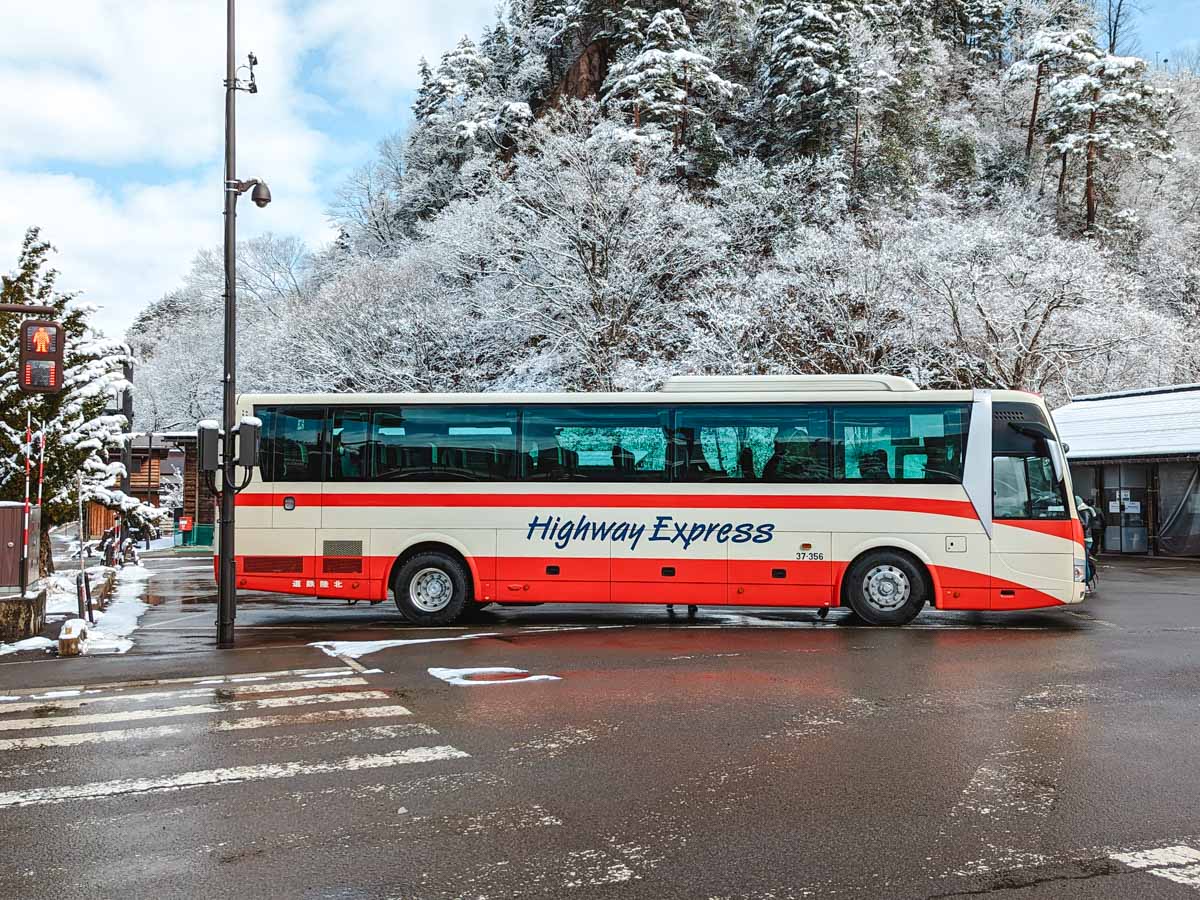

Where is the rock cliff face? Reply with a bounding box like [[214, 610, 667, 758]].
[[540, 39, 609, 113]]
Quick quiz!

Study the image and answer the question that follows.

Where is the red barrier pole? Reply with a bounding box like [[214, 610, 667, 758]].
[[36, 423, 45, 508], [20, 413, 31, 598]]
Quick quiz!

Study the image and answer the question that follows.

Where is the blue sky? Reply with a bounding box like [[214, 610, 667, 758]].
[[1, 1, 1197, 338], [0, 0, 499, 336]]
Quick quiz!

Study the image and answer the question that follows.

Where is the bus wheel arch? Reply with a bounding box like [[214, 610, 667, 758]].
[[839, 546, 933, 626], [389, 541, 479, 625]]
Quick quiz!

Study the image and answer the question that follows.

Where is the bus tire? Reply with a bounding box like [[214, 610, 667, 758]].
[[393, 552, 471, 625], [842, 551, 927, 626]]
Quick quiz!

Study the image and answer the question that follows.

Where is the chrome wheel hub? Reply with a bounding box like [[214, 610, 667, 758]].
[[410, 568, 453, 613], [863, 565, 910, 612]]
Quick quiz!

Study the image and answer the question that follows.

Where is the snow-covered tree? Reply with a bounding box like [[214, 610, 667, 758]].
[[0, 228, 159, 574], [759, 0, 864, 156], [1034, 28, 1173, 231], [603, 7, 741, 171], [127, 3, 1200, 418]]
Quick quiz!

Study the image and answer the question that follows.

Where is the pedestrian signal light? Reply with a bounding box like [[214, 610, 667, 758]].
[[17, 319, 65, 395]]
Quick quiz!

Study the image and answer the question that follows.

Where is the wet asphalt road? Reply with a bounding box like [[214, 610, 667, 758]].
[[0, 556, 1198, 899]]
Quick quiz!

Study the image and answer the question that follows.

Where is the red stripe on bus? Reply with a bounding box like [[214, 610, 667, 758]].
[[997, 518, 1086, 546], [231, 554, 1069, 611], [236, 491, 980, 519]]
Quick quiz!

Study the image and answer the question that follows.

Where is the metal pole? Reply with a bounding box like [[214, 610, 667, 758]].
[[120, 363, 133, 553], [19, 413, 31, 599], [218, 0, 239, 648]]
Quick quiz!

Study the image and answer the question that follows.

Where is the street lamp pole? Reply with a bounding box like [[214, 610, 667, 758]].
[[217, 0, 269, 648], [218, 0, 239, 649]]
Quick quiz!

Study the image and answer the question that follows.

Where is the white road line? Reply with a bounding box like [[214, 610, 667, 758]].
[[0, 704, 415, 750], [1112, 845, 1200, 890], [0, 667, 354, 700], [210, 705, 413, 731], [1150, 864, 1200, 888], [0, 746, 469, 808], [1112, 845, 1200, 869], [226, 723, 438, 748], [0, 725, 187, 751], [0, 678, 368, 714], [0, 690, 390, 732]]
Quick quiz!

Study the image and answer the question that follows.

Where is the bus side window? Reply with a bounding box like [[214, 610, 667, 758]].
[[330, 409, 371, 481], [273, 408, 327, 482], [832, 404, 968, 483], [254, 407, 278, 481], [523, 407, 669, 482], [371, 407, 518, 482], [674, 407, 831, 483]]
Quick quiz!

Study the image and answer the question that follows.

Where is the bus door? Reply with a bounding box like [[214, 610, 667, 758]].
[[269, 406, 326, 595], [990, 406, 1077, 608]]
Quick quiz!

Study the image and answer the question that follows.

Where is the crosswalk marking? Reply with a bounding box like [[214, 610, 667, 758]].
[[1111, 844, 1200, 891], [0, 725, 186, 752], [0, 704, 417, 751], [211, 705, 413, 731], [0, 667, 356, 700], [0, 663, 475, 812], [0, 690, 390, 732], [0, 746, 470, 808], [0, 677, 368, 714]]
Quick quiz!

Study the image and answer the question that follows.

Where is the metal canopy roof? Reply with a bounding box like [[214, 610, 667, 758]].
[[1053, 385, 1200, 460]]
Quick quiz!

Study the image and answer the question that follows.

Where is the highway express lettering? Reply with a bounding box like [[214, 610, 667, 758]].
[[526, 514, 775, 552]]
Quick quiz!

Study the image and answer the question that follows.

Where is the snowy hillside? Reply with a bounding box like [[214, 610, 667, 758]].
[[128, 0, 1200, 427]]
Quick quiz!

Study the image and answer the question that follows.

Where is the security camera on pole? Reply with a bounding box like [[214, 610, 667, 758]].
[[208, 0, 271, 649]]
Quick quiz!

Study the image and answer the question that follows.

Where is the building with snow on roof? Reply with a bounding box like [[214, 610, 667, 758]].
[[1054, 385, 1200, 557]]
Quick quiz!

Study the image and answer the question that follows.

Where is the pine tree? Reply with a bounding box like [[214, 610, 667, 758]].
[[0, 229, 151, 575], [1037, 29, 1173, 231], [481, 18, 518, 91], [436, 36, 493, 103], [412, 58, 440, 122], [603, 7, 740, 156], [961, 0, 1006, 68], [760, 0, 863, 156]]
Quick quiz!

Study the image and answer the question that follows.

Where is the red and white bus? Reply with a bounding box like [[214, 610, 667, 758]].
[[229, 375, 1085, 626]]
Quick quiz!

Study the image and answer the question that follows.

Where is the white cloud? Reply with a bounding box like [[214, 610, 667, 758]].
[[0, 0, 499, 337], [0, 166, 332, 338], [299, 0, 500, 115]]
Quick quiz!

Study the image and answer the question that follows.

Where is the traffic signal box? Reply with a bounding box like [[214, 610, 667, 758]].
[[17, 320, 66, 395]]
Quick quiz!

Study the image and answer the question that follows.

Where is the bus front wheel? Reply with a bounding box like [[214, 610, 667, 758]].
[[843, 551, 927, 626], [393, 552, 470, 625]]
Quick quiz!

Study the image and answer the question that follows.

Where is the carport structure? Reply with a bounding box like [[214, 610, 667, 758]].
[[1054, 384, 1200, 557]]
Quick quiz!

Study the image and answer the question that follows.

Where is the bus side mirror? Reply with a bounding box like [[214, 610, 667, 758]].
[[198, 421, 221, 473], [237, 418, 261, 469]]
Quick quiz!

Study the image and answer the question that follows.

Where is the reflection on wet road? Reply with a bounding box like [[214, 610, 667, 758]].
[[1, 554, 1198, 899]]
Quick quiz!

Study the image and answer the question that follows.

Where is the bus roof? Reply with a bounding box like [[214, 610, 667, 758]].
[[237, 386, 1044, 408]]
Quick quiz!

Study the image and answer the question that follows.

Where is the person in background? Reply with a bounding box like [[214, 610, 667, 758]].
[[1090, 500, 1107, 551], [1076, 496, 1099, 590]]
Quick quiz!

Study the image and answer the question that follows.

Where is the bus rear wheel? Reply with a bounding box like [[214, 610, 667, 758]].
[[843, 551, 927, 626], [393, 552, 470, 625]]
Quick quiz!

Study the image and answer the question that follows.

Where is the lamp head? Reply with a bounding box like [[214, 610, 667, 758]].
[[250, 180, 272, 208]]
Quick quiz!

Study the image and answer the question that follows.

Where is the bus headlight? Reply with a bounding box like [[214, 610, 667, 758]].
[[1073, 558, 1086, 582]]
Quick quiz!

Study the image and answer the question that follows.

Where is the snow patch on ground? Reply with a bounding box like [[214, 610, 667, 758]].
[[82, 565, 153, 653], [44, 566, 113, 616], [0, 637, 55, 657], [309, 633, 500, 659], [428, 667, 560, 686]]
